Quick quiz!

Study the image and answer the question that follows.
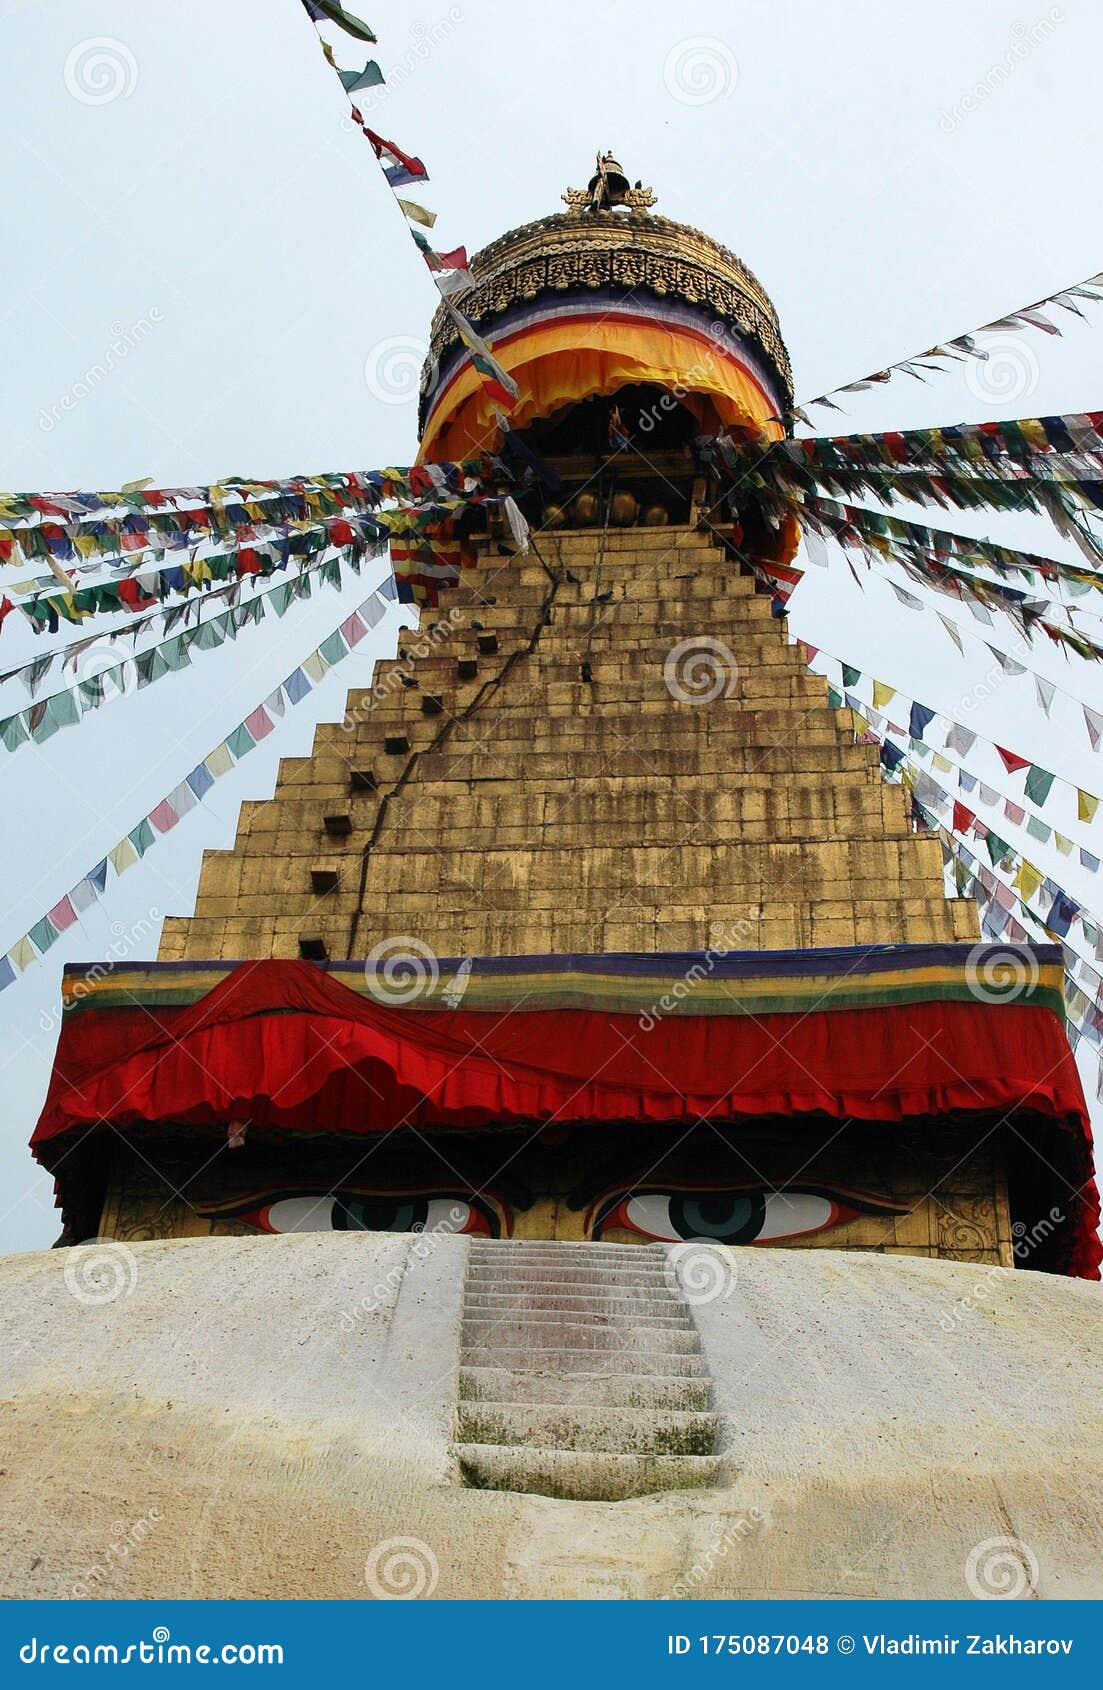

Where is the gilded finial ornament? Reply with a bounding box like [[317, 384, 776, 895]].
[[563, 150, 657, 213]]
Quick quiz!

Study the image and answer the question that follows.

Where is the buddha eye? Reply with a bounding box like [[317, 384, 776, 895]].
[[592, 1187, 901, 1244], [227, 1193, 500, 1236]]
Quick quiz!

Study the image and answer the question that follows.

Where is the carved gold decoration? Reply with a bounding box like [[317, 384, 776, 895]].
[[562, 152, 658, 214], [420, 211, 793, 413]]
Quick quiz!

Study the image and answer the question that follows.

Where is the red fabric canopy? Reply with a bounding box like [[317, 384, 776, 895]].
[[34, 959, 1100, 1277]]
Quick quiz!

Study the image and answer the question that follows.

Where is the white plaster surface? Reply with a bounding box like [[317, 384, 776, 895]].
[[0, 1233, 1100, 1599]]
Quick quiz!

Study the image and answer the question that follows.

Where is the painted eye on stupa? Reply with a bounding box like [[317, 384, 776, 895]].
[[590, 1187, 903, 1245], [215, 1193, 502, 1237]]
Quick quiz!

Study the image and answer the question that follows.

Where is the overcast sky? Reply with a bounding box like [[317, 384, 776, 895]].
[[3, 0, 1103, 1251]]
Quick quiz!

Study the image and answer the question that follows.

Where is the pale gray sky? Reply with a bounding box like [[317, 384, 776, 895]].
[[3, 0, 1103, 1251]]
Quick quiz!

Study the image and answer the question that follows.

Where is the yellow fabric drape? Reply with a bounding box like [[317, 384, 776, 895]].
[[419, 315, 783, 463]]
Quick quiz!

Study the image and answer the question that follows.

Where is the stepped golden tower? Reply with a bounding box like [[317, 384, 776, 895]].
[[12, 151, 1100, 1602]]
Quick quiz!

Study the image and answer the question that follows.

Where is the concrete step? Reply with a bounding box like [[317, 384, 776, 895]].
[[463, 1290, 691, 1321], [463, 1301, 691, 1331], [456, 1402, 718, 1457], [465, 1263, 673, 1288], [458, 1366, 712, 1411], [459, 1345, 707, 1377], [454, 1442, 722, 1501], [466, 1243, 655, 1257], [460, 1318, 699, 1354], [467, 1241, 661, 1261]]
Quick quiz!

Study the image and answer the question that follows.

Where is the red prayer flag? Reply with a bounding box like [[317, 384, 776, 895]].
[[245, 706, 274, 741], [47, 895, 78, 933], [996, 747, 1031, 774], [149, 799, 180, 835], [952, 802, 975, 833]]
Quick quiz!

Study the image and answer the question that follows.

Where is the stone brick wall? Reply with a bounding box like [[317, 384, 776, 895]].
[[158, 525, 978, 963]]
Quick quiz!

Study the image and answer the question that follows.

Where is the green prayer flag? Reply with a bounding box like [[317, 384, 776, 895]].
[[319, 630, 348, 666], [311, 0, 377, 43], [78, 674, 107, 708], [1025, 814, 1050, 844], [1024, 765, 1055, 807], [0, 715, 29, 752], [28, 916, 59, 955], [985, 831, 1010, 866], [225, 723, 256, 760], [129, 818, 155, 857], [268, 584, 293, 618], [160, 635, 191, 672], [338, 59, 384, 93], [192, 618, 224, 652], [34, 689, 80, 742], [841, 664, 860, 689], [826, 686, 843, 710]]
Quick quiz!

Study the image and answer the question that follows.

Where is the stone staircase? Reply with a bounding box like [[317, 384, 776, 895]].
[[453, 1240, 722, 1501]]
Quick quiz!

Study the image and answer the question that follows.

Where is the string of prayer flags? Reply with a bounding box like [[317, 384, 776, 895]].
[[796, 266, 1103, 417], [0, 577, 399, 989], [0, 459, 498, 582], [804, 644, 1103, 844], [299, 4, 515, 413], [364, 128, 426, 188], [446, 305, 519, 409], [847, 697, 1103, 1001], [337, 59, 385, 92], [301, 1, 376, 41], [0, 536, 380, 753]]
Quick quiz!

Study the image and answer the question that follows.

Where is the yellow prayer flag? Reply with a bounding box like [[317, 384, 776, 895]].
[[872, 680, 896, 711], [205, 743, 234, 778], [108, 838, 138, 875], [1014, 860, 1044, 903], [396, 198, 437, 229], [1078, 789, 1099, 823], [9, 936, 36, 972]]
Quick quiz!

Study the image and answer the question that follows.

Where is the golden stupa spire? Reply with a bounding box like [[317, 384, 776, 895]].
[[562, 150, 657, 213]]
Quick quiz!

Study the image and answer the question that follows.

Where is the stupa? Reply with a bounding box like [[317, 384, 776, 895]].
[[6, 158, 1100, 1600]]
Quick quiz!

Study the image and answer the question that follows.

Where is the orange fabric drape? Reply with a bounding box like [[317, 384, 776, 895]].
[[419, 315, 784, 462]]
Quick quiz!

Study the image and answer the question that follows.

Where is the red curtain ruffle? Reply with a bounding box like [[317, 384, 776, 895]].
[[34, 959, 1100, 1277]]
